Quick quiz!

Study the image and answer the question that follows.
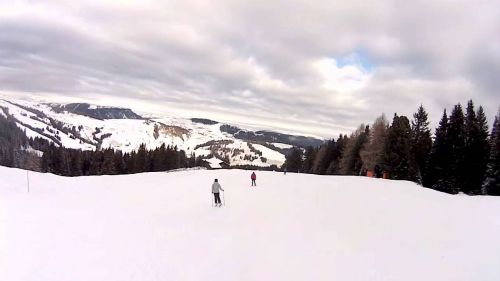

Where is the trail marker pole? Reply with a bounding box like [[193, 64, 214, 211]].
[[26, 170, 30, 193]]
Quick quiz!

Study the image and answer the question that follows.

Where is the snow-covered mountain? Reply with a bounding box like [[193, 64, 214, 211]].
[[1, 166, 499, 281], [0, 98, 324, 167]]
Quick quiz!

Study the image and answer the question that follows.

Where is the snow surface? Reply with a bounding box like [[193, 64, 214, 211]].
[[252, 143, 286, 166], [1, 166, 499, 281], [272, 142, 293, 149], [204, 157, 224, 169]]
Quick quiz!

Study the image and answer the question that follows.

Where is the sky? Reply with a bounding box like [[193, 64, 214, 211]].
[[0, 0, 499, 138]]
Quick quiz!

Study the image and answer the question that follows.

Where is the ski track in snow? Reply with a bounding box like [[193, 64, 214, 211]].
[[1, 166, 500, 281]]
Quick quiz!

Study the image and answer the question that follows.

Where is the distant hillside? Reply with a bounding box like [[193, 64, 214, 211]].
[[50, 103, 143, 120], [220, 124, 323, 148], [191, 118, 219, 125]]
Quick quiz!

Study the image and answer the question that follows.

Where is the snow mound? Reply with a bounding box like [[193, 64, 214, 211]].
[[1, 166, 499, 281]]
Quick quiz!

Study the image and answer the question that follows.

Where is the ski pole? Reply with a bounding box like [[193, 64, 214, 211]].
[[222, 191, 225, 206]]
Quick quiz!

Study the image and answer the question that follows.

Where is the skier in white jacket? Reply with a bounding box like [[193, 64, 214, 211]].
[[212, 179, 224, 207]]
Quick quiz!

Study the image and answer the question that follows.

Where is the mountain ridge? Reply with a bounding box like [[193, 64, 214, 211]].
[[50, 103, 144, 120], [0, 99, 324, 168]]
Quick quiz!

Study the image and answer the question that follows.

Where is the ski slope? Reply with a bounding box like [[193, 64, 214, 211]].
[[1, 166, 499, 281]]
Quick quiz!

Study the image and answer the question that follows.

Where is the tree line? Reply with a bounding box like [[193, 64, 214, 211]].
[[284, 100, 500, 195], [39, 143, 198, 176]]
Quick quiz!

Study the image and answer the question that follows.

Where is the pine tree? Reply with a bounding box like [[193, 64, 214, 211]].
[[69, 150, 83, 176], [427, 110, 451, 191], [410, 105, 432, 185], [135, 144, 147, 173], [125, 152, 134, 174], [463, 101, 490, 194], [47, 144, 64, 174], [477, 106, 490, 192], [113, 150, 126, 174], [101, 148, 117, 175], [302, 146, 317, 173], [155, 143, 168, 171], [178, 150, 188, 168], [313, 140, 338, 174], [81, 151, 91, 175], [381, 114, 418, 182], [165, 145, 177, 170], [325, 134, 346, 175], [89, 150, 103, 175], [284, 147, 303, 173], [483, 110, 500, 195], [447, 104, 466, 193], [188, 152, 196, 168]]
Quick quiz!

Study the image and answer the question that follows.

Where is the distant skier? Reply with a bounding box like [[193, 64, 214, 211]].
[[251, 172, 257, 186], [212, 179, 224, 207], [284, 168, 287, 175]]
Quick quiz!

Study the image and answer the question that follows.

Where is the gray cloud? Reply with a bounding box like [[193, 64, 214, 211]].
[[0, 0, 499, 138]]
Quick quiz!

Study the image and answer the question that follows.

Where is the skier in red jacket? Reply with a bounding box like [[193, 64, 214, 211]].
[[251, 172, 256, 186]]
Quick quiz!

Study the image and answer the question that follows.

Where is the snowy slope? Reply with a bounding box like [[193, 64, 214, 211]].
[[1, 166, 499, 281], [0, 99, 306, 167]]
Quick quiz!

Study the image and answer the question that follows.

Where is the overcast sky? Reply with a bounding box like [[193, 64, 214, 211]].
[[0, 0, 499, 138]]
